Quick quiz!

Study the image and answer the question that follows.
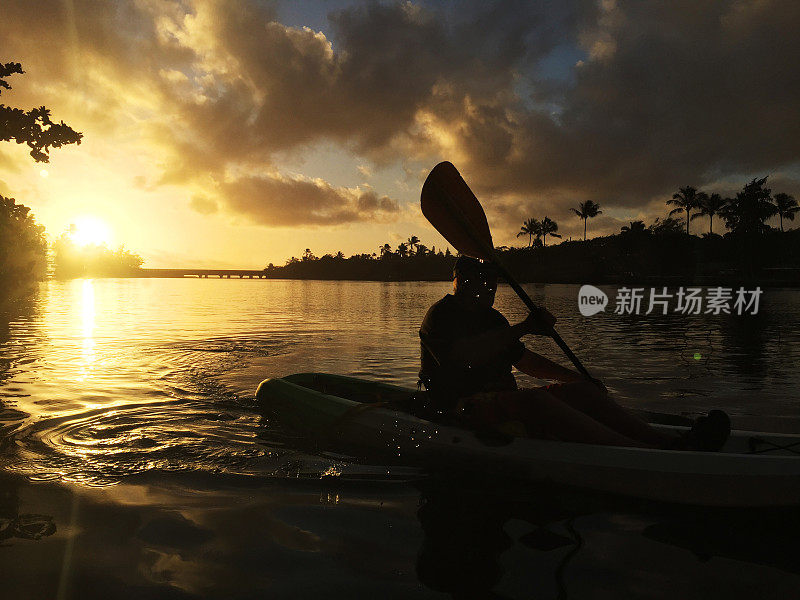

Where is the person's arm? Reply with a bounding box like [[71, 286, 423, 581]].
[[450, 307, 556, 366], [449, 321, 528, 365], [513, 348, 584, 383]]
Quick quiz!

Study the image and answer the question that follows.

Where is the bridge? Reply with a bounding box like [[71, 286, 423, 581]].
[[138, 268, 270, 279]]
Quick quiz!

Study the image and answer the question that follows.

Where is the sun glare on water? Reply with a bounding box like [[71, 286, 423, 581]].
[[69, 216, 113, 247]]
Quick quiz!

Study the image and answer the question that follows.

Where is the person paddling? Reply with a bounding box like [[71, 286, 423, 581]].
[[419, 256, 730, 450]]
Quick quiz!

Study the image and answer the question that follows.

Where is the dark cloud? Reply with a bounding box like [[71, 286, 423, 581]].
[[449, 0, 800, 211], [220, 173, 398, 226], [330, 0, 798, 230], [159, 0, 571, 165]]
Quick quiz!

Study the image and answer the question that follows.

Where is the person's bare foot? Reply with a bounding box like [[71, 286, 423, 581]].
[[666, 410, 731, 451]]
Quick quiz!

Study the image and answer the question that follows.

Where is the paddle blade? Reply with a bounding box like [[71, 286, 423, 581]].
[[421, 161, 493, 260]]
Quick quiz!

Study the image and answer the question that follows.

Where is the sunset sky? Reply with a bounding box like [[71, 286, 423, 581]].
[[2, 0, 799, 268]]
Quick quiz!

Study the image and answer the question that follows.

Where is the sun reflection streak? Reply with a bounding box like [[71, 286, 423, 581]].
[[80, 279, 96, 380]]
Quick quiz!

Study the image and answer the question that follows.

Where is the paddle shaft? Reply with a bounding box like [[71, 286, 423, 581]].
[[489, 257, 593, 380]]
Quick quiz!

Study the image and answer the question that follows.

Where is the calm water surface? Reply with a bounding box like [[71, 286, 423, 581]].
[[2, 278, 799, 598]]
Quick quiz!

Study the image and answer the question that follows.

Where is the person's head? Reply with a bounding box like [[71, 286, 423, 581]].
[[452, 256, 498, 307]]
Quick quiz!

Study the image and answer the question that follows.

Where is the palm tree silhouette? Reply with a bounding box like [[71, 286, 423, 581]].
[[668, 186, 703, 235], [396, 242, 409, 258], [540, 216, 561, 247], [516, 218, 540, 247], [379, 243, 392, 257], [407, 235, 420, 255], [570, 200, 602, 241], [621, 220, 646, 234], [690, 193, 728, 235], [773, 193, 799, 232]]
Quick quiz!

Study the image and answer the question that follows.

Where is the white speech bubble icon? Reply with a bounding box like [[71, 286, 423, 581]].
[[578, 285, 608, 316]]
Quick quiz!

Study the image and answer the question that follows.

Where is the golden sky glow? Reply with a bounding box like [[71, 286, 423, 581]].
[[1, 1, 798, 267]]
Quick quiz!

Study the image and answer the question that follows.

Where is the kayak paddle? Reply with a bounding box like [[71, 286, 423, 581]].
[[420, 160, 594, 381]]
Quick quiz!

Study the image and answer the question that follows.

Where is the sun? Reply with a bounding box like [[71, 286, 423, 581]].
[[69, 216, 113, 247]]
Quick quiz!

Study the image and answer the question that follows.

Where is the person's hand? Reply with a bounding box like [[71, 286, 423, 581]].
[[587, 377, 608, 394], [521, 307, 556, 335]]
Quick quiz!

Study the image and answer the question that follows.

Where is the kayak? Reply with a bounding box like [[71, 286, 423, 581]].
[[256, 373, 800, 507]]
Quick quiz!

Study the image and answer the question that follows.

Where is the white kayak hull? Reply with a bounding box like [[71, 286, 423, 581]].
[[256, 373, 800, 507]]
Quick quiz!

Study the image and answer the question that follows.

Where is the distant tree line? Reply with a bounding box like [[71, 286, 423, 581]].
[[269, 177, 799, 284], [515, 178, 796, 249], [264, 236, 456, 280], [666, 177, 796, 236], [502, 178, 798, 285], [52, 234, 143, 279]]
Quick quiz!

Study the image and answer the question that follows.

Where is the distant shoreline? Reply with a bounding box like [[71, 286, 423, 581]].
[[49, 268, 800, 288], [46, 228, 800, 288]]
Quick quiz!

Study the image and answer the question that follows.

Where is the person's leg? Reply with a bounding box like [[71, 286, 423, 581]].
[[468, 390, 654, 448], [544, 381, 676, 446]]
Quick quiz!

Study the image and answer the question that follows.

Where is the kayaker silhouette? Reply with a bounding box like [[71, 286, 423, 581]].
[[418, 256, 730, 450]]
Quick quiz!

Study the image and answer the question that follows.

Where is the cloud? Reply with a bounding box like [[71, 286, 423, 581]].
[[219, 172, 398, 226], [132, 1, 575, 182], [2, 0, 799, 236], [441, 0, 800, 212], [189, 194, 218, 214], [0, 148, 23, 173]]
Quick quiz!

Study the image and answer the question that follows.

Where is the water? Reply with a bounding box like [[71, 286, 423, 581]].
[[2, 278, 799, 598]]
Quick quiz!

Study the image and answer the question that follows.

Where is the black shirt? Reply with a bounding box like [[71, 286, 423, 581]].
[[418, 294, 525, 410]]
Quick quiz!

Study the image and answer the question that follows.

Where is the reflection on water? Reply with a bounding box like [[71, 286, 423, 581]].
[[2, 471, 799, 599], [79, 280, 95, 381], [0, 473, 56, 544], [1, 279, 799, 598]]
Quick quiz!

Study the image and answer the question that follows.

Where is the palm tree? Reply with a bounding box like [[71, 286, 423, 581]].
[[379, 243, 392, 258], [570, 200, 602, 241], [407, 235, 420, 255], [516, 218, 540, 247], [721, 177, 776, 235], [540, 216, 561, 247], [620, 220, 646, 235], [668, 186, 703, 235], [396, 242, 409, 258], [773, 192, 799, 232], [690, 193, 728, 235]]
